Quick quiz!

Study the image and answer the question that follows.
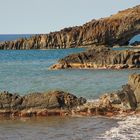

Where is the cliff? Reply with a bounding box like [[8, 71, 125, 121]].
[[0, 5, 140, 49], [50, 46, 140, 70]]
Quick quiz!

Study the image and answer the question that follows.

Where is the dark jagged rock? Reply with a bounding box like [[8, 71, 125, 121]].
[[0, 90, 86, 110], [0, 74, 140, 118], [21, 90, 86, 109], [99, 74, 140, 111], [0, 90, 86, 117], [74, 73, 140, 117], [0, 5, 140, 50], [0, 92, 23, 110], [50, 46, 140, 70]]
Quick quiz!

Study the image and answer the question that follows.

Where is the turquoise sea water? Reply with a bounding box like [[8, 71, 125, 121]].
[[0, 48, 140, 99], [0, 47, 140, 140]]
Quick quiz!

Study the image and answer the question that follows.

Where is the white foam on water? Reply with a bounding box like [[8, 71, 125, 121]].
[[87, 99, 99, 103], [99, 114, 140, 140]]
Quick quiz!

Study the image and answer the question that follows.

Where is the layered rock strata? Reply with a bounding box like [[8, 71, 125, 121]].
[[0, 5, 140, 49], [0, 74, 140, 118], [0, 90, 86, 118], [50, 46, 140, 70]]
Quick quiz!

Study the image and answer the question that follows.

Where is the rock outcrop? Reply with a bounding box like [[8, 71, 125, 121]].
[[0, 90, 86, 117], [128, 73, 140, 107], [0, 74, 140, 118], [0, 5, 140, 49], [50, 46, 140, 70], [73, 73, 140, 117]]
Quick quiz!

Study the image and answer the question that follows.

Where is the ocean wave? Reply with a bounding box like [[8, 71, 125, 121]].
[[87, 99, 99, 103], [100, 114, 140, 140]]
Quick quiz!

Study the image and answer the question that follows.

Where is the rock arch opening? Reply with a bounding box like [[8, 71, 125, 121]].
[[129, 34, 140, 46]]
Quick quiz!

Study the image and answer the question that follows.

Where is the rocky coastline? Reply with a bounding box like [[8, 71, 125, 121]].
[[50, 45, 140, 70], [0, 73, 140, 118], [0, 5, 140, 49]]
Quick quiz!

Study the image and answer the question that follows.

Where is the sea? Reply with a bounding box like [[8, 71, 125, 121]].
[[0, 34, 140, 140]]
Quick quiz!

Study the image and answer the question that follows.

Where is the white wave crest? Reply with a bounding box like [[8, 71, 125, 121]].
[[87, 99, 99, 103], [100, 114, 140, 140]]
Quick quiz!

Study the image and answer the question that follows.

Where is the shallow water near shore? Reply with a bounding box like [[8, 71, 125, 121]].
[[0, 116, 118, 140], [0, 48, 140, 99], [0, 48, 140, 139], [0, 115, 139, 140]]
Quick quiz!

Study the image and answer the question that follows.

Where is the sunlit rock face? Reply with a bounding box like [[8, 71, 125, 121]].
[[128, 73, 140, 107], [0, 5, 140, 50], [50, 46, 140, 70]]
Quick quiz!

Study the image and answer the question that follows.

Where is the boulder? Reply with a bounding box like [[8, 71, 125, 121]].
[[0, 90, 86, 111]]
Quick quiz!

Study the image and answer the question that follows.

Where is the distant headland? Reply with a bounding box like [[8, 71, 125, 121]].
[[0, 5, 140, 50]]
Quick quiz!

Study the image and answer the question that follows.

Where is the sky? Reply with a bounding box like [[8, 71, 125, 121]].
[[0, 0, 140, 34]]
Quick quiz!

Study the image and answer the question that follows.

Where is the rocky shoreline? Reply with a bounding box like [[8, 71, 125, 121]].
[[50, 45, 140, 70], [0, 73, 140, 118], [0, 5, 140, 49]]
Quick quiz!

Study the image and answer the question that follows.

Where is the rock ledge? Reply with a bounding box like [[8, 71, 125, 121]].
[[0, 74, 140, 118]]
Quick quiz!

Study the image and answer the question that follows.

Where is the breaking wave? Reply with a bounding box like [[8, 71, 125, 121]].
[[100, 114, 140, 140]]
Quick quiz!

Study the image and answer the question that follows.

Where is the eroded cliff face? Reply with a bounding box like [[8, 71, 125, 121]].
[[0, 5, 140, 50], [50, 46, 140, 70]]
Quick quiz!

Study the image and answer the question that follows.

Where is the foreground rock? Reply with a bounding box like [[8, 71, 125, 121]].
[[72, 73, 140, 117], [50, 46, 140, 70], [0, 5, 140, 49], [0, 74, 140, 118], [0, 90, 86, 117], [128, 73, 140, 108]]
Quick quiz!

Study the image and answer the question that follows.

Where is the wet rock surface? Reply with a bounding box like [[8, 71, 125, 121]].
[[50, 46, 140, 70], [0, 5, 140, 49]]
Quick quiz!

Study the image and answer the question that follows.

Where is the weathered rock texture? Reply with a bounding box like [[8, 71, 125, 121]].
[[0, 91, 86, 117], [0, 5, 140, 49], [73, 73, 140, 117], [0, 74, 140, 118], [128, 73, 140, 106], [50, 46, 140, 70]]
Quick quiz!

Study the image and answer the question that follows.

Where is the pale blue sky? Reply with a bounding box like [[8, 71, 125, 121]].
[[0, 0, 140, 34]]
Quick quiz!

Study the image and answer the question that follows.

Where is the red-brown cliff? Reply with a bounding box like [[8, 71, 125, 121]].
[[0, 5, 140, 49]]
